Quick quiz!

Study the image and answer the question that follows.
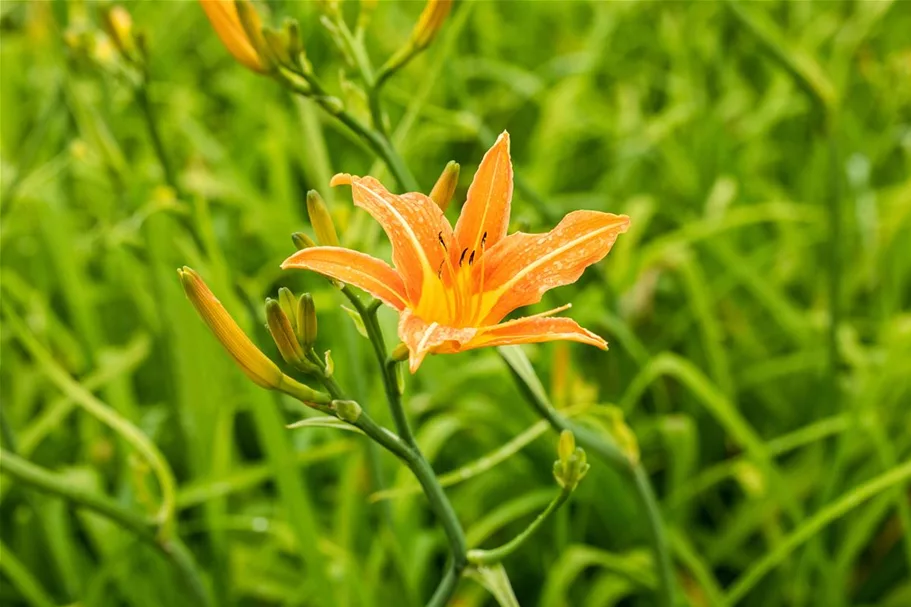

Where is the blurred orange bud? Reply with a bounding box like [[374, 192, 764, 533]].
[[199, 0, 267, 73], [411, 0, 453, 50], [429, 160, 459, 212]]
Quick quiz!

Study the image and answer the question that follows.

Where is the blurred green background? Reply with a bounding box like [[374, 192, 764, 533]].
[[2, 0, 910, 606]]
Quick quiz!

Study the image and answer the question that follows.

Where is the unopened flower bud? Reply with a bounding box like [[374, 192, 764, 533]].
[[291, 231, 316, 251], [178, 267, 282, 389], [333, 399, 362, 423], [278, 287, 298, 332], [296, 293, 318, 348], [261, 26, 291, 68], [390, 342, 410, 362], [557, 429, 575, 464], [411, 0, 453, 51], [266, 298, 306, 367], [102, 5, 134, 58], [553, 431, 590, 491], [306, 190, 340, 247], [199, 0, 268, 73], [429, 161, 459, 212]]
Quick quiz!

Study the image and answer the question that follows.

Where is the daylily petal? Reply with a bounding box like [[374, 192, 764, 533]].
[[398, 309, 477, 373], [282, 247, 409, 311], [475, 210, 630, 324], [464, 314, 608, 351], [332, 174, 452, 304], [452, 132, 513, 265]]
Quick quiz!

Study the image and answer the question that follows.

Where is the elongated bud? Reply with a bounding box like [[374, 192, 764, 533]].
[[102, 5, 134, 58], [178, 267, 283, 389], [291, 231, 316, 251], [275, 291, 297, 343], [429, 161, 459, 212], [266, 298, 306, 367], [306, 190, 340, 246], [411, 0, 453, 50], [199, 0, 267, 73], [296, 293, 317, 348]]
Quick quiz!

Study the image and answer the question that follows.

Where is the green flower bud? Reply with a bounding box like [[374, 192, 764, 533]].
[[291, 231, 316, 251], [333, 399, 362, 423], [429, 161, 459, 212], [265, 298, 305, 367], [306, 189, 340, 247], [297, 293, 317, 348]]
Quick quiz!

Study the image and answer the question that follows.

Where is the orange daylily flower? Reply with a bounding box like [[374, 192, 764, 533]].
[[282, 132, 630, 372]]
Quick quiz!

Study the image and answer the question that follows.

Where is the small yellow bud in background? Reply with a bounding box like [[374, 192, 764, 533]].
[[411, 0, 453, 51], [178, 267, 283, 389], [265, 298, 306, 367], [102, 5, 134, 58], [297, 293, 318, 349], [291, 232, 316, 251], [429, 161, 460, 212], [198, 0, 267, 73], [306, 190, 340, 247]]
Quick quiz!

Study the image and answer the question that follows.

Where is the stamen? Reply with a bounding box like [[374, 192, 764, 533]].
[[468, 251, 476, 266], [459, 248, 468, 267], [438, 232, 447, 250]]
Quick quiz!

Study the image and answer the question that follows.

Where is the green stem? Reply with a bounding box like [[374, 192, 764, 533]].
[[337, 287, 468, 600], [278, 72, 418, 192], [425, 562, 459, 607], [498, 348, 676, 607], [2, 302, 178, 537], [468, 489, 572, 566], [0, 449, 212, 607], [135, 79, 177, 193]]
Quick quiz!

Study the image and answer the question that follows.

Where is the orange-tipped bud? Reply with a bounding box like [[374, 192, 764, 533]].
[[306, 190, 340, 247], [429, 161, 459, 212], [199, 0, 267, 73], [178, 267, 283, 389], [411, 0, 453, 50]]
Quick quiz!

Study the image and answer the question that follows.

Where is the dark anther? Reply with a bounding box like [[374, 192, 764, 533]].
[[459, 248, 468, 266], [468, 250, 476, 266], [481, 231, 488, 248], [437, 260, 445, 278], [438, 232, 447, 250]]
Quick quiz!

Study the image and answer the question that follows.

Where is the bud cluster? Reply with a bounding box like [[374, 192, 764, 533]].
[[553, 430, 590, 491]]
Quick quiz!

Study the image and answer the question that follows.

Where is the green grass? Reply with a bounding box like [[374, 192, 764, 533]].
[[2, 1, 911, 606]]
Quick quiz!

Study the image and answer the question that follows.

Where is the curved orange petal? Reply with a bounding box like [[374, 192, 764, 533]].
[[475, 210, 630, 324], [199, 0, 264, 73], [332, 174, 452, 304], [281, 247, 409, 311], [451, 132, 513, 265], [398, 309, 477, 373], [464, 314, 608, 351]]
